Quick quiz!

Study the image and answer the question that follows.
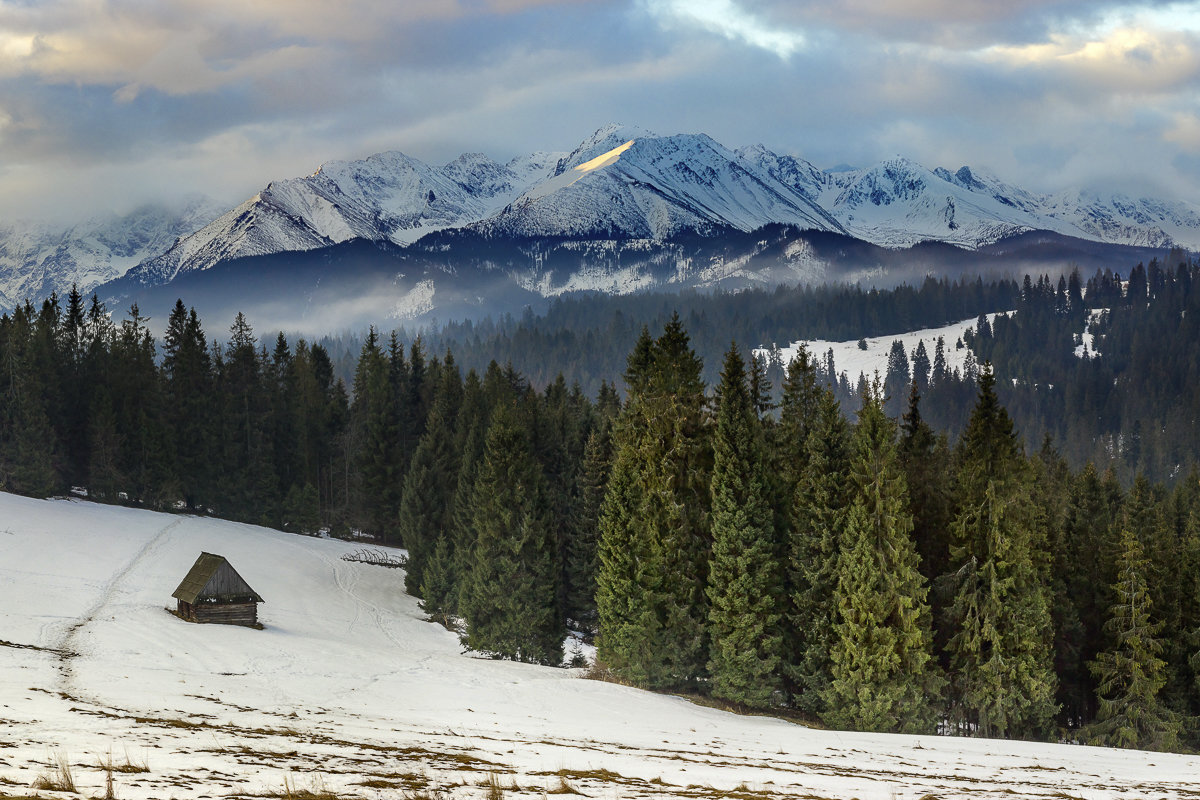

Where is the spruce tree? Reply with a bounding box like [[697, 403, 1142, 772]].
[[944, 367, 1058, 739], [786, 388, 850, 714], [822, 389, 941, 733], [596, 314, 712, 690], [706, 344, 782, 708], [1056, 462, 1119, 725], [460, 405, 561, 665], [567, 424, 612, 631], [1086, 527, 1181, 750], [161, 302, 214, 508], [898, 383, 954, 636], [397, 392, 461, 596], [349, 328, 400, 539]]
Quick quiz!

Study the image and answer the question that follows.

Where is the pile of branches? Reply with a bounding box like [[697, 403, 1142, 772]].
[[341, 548, 408, 569]]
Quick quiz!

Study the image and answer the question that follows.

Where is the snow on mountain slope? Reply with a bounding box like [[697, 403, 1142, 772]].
[[1040, 189, 1200, 249], [0, 197, 220, 310], [3, 491, 1198, 800], [16, 127, 1200, 307], [126, 149, 564, 286], [479, 126, 845, 240], [818, 158, 1200, 250], [737, 143, 829, 202], [738, 145, 1200, 251]]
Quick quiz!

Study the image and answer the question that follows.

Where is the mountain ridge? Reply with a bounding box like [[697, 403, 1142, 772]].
[[4, 125, 1198, 316]]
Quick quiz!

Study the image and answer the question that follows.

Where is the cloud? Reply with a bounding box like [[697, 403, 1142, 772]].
[[645, 0, 806, 59], [1166, 113, 1200, 152], [985, 25, 1200, 94], [1, 0, 1200, 222]]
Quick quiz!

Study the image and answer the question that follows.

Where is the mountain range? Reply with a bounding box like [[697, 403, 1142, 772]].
[[2, 124, 1196, 330]]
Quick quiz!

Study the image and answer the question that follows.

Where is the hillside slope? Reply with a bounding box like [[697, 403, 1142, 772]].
[[2, 493, 1197, 799]]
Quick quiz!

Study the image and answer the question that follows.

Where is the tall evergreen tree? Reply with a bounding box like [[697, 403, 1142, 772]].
[[161, 301, 214, 508], [460, 405, 561, 665], [349, 328, 400, 539], [706, 344, 782, 708], [823, 388, 941, 733], [944, 367, 1058, 738], [399, 371, 462, 597], [1086, 527, 1181, 750], [597, 314, 712, 690], [786, 388, 850, 714], [566, 423, 612, 631]]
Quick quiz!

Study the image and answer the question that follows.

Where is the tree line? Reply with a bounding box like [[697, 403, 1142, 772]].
[[1, 279, 1198, 751]]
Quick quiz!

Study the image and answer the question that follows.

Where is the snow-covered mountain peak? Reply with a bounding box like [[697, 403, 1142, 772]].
[[0, 196, 223, 310], [440, 152, 513, 197], [556, 123, 656, 173], [933, 165, 987, 191], [484, 129, 844, 240], [15, 126, 1200, 310], [736, 145, 828, 201], [835, 157, 936, 209]]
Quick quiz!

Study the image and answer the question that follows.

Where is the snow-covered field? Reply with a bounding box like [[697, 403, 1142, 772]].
[[757, 314, 1005, 384], [2, 492, 1198, 799]]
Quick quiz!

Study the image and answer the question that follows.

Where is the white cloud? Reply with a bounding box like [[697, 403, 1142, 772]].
[[646, 0, 806, 59]]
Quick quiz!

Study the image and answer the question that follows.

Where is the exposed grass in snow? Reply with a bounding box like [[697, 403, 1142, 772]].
[[30, 750, 76, 794]]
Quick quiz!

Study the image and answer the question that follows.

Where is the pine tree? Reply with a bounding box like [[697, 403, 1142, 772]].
[[1086, 527, 1181, 750], [460, 405, 561, 665], [397, 391, 461, 596], [596, 314, 712, 690], [161, 301, 215, 509], [706, 344, 782, 708], [349, 328, 400, 539], [566, 423, 612, 631], [883, 340, 910, 418], [218, 312, 278, 524], [944, 367, 1058, 738], [786, 388, 850, 714], [822, 388, 942, 733], [1058, 462, 1119, 726], [111, 304, 171, 505]]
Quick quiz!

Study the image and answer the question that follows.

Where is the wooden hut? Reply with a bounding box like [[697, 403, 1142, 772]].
[[172, 552, 264, 627]]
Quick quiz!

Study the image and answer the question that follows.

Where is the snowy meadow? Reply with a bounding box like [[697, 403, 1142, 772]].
[[1, 493, 1198, 799]]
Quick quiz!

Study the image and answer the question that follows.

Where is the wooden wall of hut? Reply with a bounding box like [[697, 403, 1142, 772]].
[[177, 600, 258, 627]]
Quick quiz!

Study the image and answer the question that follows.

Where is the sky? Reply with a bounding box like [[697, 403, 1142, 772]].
[[1, 0, 1199, 222]]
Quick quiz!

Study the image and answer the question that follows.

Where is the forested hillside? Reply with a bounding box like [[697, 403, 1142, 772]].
[[2, 258, 1199, 750]]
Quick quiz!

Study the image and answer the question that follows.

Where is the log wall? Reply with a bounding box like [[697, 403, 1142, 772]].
[[180, 601, 259, 627]]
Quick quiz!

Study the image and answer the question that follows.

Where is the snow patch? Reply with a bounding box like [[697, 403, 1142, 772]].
[[391, 278, 436, 320]]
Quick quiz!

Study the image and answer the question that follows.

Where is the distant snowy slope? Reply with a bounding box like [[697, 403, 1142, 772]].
[[479, 125, 844, 239], [13, 126, 1200, 308], [740, 146, 1200, 251], [124, 149, 563, 285], [819, 158, 1200, 250], [757, 313, 1006, 383], [0, 196, 220, 309], [3, 491, 1198, 800]]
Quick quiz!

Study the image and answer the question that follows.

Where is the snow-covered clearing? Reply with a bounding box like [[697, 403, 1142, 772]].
[[1075, 309, 1107, 358], [757, 314, 1006, 384], [2, 492, 1198, 799]]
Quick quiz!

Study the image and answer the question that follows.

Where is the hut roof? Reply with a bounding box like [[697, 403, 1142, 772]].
[[172, 552, 264, 605]]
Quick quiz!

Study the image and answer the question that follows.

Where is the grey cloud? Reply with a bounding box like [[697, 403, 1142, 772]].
[[734, 0, 1185, 48], [2, 0, 1200, 222]]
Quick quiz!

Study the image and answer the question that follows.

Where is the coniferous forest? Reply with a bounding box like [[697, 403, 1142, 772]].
[[3, 258, 1200, 752]]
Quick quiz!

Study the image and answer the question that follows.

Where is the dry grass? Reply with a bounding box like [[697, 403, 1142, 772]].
[[31, 750, 77, 793], [546, 775, 584, 795], [275, 773, 339, 800], [401, 791, 452, 800], [481, 772, 505, 800], [98, 749, 149, 776]]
